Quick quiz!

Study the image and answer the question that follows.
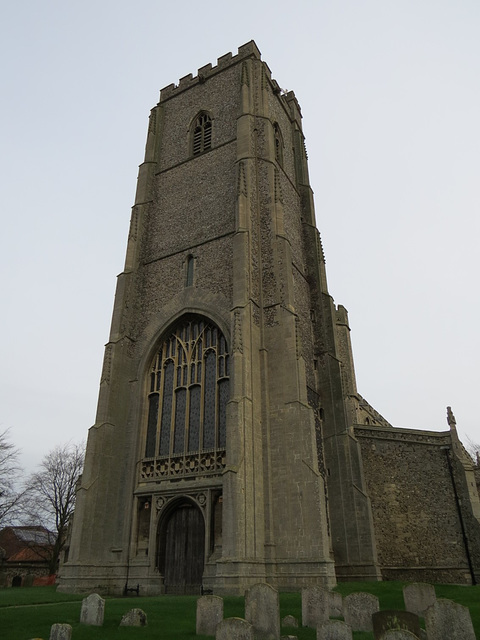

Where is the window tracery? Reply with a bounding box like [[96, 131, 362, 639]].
[[192, 113, 212, 156], [143, 316, 229, 479]]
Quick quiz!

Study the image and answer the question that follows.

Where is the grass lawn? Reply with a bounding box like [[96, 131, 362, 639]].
[[0, 583, 479, 640]]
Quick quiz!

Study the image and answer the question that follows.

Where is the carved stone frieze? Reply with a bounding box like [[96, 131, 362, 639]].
[[100, 344, 113, 385], [148, 108, 157, 134], [237, 161, 247, 197], [140, 450, 226, 482], [233, 310, 243, 353]]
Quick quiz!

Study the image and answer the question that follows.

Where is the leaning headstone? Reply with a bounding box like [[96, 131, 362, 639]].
[[424, 598, 475, 640], [245, 583, 280, 640], [317, 619, 353, 639], [301, 586, 329, 627], [381, 632, 420, 639], [80, 592, 105, 626], [372, 610, 420, 639], [216, 617, 254, 640], [403, 583, 436, 617], [119, 608, 148, 626], [343, 592, 379, 632], [282, 615, 298, 627], [49, 624, 72, 640], [197, 595, 224, 635], [329, 592, 343, 617]]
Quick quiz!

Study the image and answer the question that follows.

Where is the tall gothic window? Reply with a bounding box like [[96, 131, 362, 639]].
[[192, 113, 212, 156], [144, 316, 229, 462]]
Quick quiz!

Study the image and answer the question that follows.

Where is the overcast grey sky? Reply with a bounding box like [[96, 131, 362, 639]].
[[1, 0, 479, 474]]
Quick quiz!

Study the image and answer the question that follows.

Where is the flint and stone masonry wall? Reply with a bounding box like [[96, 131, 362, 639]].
[[356, 426, 478, 583]]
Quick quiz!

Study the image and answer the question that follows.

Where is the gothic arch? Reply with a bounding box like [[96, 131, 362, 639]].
[[141, 314, 230, 476], [136, 288, 231, 374], [156, 496, 205, 594], [189, 111, 213, 156]]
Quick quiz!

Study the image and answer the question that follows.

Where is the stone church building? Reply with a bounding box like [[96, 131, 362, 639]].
[[57, 41, 480, 595]]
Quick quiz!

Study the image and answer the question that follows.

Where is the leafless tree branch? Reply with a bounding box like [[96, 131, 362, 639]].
[[0, 428, 25, 527], [24, 442, 84, 573]]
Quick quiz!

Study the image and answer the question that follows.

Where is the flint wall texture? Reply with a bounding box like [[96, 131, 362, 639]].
[[356, 426, 472, 583]]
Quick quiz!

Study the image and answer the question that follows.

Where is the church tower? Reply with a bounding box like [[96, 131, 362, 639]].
[[58, 41, 381, 595]]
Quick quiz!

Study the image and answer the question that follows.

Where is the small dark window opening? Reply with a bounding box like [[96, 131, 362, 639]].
[[186, 255, 194, 287], [274, 123, 283, 166], [193, 113, 212, 156]]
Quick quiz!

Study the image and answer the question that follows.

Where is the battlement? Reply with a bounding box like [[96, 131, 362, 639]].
[[159, 40, 280, 103]]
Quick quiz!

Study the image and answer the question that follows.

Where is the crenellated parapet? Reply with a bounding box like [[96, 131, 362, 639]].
[[158, 40, 296, 111]]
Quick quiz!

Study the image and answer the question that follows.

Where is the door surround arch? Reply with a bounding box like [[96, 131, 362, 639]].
[[156, 496, 206, 594]]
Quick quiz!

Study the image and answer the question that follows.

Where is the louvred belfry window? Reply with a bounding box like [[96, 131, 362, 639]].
[[192, 113, 212, 155], [142, 316, 229, 479]]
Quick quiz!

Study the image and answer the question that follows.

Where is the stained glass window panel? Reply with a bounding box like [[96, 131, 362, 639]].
[[218, 380, 229, 448], [159, 361, 174, 455], [144, 316, 230, 469], [173, 388, 186, 453], [145, 394, 159, 457], [188, 385, 201, 451], [203, 351, 216, 449]]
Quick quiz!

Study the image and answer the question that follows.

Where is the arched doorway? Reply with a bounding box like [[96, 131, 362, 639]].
[[12, 575, 22, 587], [157, 500, 205, 594]]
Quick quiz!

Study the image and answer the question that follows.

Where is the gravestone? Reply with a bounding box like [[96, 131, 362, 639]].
[[381, 632, 420, 639], [197, 595, 224, 635], [282, 615, 298, 627], [343, 592, 379, 632], [403, 583, 436, 616], [216, 617, 254, 640], [245, 583, 280, 640], [424, 598, 475, 640], [317, 619, 353, 639], [372, 610, 420, 639], [329, 592, 343, 617], [24, 574, 35, 587], [49, 624, 72, 640], [301, 586, 329, 627], [80, 592, 105, 626], [119, 608, 148, 626]]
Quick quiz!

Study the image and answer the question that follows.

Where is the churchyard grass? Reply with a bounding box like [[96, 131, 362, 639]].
[[0, 582, 479, 640]]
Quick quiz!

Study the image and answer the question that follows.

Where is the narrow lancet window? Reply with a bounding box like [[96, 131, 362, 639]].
[[274, 123, 283, 166], [186, 255, 194, 286]]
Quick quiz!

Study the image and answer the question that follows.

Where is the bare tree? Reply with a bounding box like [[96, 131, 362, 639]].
[[25, 442, 84, 574], [0, 429, 25, 527], [464, 436, 480, 465]]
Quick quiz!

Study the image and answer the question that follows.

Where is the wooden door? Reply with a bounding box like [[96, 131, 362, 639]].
[[163, 503, 204, 594]]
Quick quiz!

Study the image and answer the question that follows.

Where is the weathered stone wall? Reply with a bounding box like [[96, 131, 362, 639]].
[[158, 65, 239, 172], [356, 426, 474, 583], [0, 564, 51, 588]]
